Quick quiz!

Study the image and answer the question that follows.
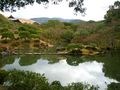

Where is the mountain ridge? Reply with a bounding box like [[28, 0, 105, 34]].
[[31, 17, 85, 23]]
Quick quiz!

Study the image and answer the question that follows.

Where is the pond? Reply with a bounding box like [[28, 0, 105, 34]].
[[0, 50, 120, 90]]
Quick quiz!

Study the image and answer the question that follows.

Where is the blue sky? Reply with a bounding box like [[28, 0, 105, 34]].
[[3, 0, 119, 21]]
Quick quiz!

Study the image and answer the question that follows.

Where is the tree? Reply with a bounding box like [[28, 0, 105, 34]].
[[0, 0, 85, 14], [104, 1, 120, 48], [4, 70, 50, 90], [104, 1, 120, 29], [104, 1, 120, 23]]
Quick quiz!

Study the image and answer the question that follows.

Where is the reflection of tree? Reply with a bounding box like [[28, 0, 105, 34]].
[[50, 81, 63, 90], [41, 55, 63, 64], [103, 50, 120, 82], [108, 83, 120, 90], [19, 55, 41, 66], [0, 55, 15, 68], [66, 56, 84, 66], [0, 70, 97, 90], [85, 50, 120, 89], [66, 83, 97, 90]]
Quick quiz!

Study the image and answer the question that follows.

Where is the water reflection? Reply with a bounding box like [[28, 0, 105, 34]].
[[2, 58, 118, 90]]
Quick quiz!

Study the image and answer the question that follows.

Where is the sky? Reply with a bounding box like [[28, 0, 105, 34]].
[[2, 0, 119, 21]]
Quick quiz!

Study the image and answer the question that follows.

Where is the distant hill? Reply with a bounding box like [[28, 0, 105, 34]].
[[31, 17, 84, 23]]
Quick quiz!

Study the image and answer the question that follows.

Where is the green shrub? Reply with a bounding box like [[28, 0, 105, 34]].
[[66, 83, 97, 90], [1, 40, 9, 44], [0, 28, 9, 33], [0, 70, 8, 84], [114, 24, 120, 31], [4, 70, 50, 90], [1, 31, 14, 40], [79, 29, 92, 36], [50, 81, 63, 90], [66, 44, 83, 50], [108, 83, 120, 90], [61, 30, 74, 43], [0, 70, 98, 90], [18, 26, 27, 31], [31, 34, 40, 39], [19, 31, 31, 40]]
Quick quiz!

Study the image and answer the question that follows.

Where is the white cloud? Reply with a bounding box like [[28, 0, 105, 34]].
[[3, 0, 119, 21]]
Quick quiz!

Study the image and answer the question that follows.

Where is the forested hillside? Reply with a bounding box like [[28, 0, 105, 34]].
[[0, 11, 120, 54]]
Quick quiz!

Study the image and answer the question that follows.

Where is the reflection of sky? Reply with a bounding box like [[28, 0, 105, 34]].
[[2, 58, 119, 90]]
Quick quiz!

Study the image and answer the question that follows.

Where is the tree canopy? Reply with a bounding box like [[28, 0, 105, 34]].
[[0, 0, 85, 13], [104, 1, 120, 23]]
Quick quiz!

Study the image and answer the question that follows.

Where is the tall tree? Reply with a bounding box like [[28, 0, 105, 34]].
[[104, 1, 120, 23], [0, 0, 85, 13], [104, 1, 120, 48]]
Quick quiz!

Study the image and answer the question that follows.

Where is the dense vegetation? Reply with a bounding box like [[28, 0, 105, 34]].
[[0, 9, 120, 54], [0, 1, 120, 90], [0, 70, 97, 90], [0, 1, 119, 51]]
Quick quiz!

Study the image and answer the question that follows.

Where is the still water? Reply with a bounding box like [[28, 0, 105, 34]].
[[0, 50, 120, 90]]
